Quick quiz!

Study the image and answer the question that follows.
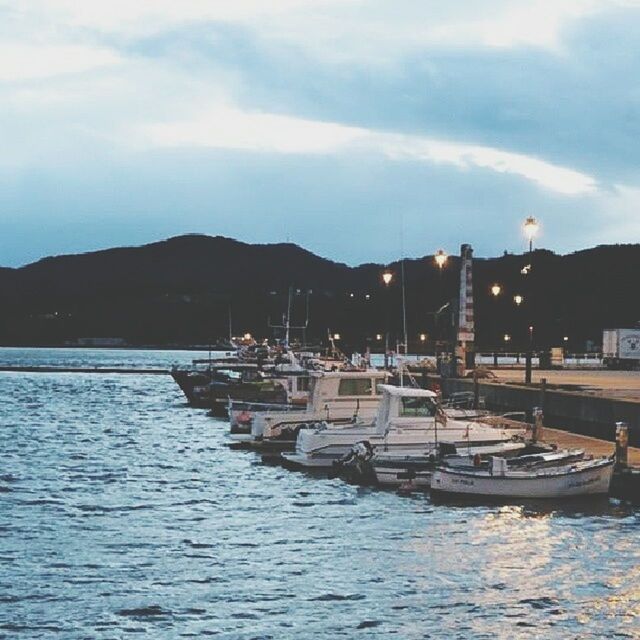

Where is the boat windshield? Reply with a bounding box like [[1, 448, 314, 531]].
[[400, 396, 437, 417], [338, 378, 373, 396]]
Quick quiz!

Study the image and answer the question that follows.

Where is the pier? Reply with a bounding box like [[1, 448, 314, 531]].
[[0, 366, 170, 375]]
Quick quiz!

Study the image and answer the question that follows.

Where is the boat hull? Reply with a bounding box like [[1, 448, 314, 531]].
[[431, 459, 614, 499]]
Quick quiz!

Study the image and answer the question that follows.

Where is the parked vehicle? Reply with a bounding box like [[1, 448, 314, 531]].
[[603, 328, 640, 370]]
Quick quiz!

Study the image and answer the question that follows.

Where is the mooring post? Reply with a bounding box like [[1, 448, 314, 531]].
[[615, 421, 629, 468], [473, 371, 479, 409], [532, 407, 544, 443], [540, 377, 547, 414]]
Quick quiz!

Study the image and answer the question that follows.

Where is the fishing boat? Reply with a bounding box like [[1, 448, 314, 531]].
[[281, 385, 527, 469], [228, 370, 388, 448], [430, 454, 615, 499], [368, 441, 532, 489]]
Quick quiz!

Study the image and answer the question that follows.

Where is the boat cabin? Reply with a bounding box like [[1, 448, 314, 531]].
[[373, 385, 440, 433], [307, 370, 389, 413]]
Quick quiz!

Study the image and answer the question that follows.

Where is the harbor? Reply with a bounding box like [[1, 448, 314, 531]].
[[4, 0, 640, 635], [2, 346, 640, 638]]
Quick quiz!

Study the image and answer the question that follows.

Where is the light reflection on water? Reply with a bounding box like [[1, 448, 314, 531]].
[[0, 348, 639, 638]]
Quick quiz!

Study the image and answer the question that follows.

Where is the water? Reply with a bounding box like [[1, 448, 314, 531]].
[[1, 348, 639, 638]]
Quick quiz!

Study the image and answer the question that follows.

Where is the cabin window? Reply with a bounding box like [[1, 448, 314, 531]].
[[338, 378, 372, 396], [400, 396, 437, 417], [297, 377, 310, 392]]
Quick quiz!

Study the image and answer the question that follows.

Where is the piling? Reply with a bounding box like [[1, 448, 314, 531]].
[[473, 372, 480, 409], [616, 421, 629, 467], [532, 407, 544, 443]]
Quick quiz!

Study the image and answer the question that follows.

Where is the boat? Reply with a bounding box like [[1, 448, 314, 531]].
[[430, 454, 615, 499], [368, 441, 532, 489], [281, 385, 527, 469], [228, 370, 388, 448]]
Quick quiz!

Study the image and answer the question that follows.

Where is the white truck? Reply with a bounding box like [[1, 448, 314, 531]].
[[603, 328, 640, 369]]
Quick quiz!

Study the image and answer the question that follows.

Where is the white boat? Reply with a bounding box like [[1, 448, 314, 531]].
[[371, 441, 530, 488], [430, 455, 614, 499], [282, 385, 527, 469], [228, 370, 388, 447]]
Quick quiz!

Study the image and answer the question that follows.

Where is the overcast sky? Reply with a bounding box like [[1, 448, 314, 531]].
[[1, 0, 640, 267]]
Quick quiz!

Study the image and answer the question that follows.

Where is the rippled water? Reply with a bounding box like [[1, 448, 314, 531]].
[[1, 348, 639, 638]]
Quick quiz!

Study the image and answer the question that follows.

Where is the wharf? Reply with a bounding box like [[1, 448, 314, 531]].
[[0, 366, 169, 375], [542, 426, 640, 465]]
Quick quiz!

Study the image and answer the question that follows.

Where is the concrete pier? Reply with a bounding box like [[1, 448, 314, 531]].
[[0, 366, 170, 375]]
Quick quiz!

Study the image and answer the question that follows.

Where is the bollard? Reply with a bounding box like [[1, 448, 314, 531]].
[[532, 407, 544, 444], [540, 377, 547, 414], [473, 371, 480, 410], [616, 422, 629, 468]]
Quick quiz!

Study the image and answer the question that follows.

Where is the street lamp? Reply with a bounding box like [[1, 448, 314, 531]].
[[381, 269, 393, 369], [524, 216, 539, 252], [434, 249, 448, 271], [420, 333, 427, 342], [491, 283, 502, 297], [333, 333, 341, 340], [376, 333, 382, 341], [504, 334, 511, 342], [514, 294, 524, 306]]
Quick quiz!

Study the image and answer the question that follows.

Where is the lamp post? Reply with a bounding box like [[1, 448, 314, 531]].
[[523, 216, 539, 383], [434, 249, 448, 274], [382, 269, 393, 369], [490, 284, 502, 365], [524, 216, 539, 253]]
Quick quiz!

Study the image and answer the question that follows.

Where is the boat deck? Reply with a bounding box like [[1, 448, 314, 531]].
[[542, 427, 640, 466]]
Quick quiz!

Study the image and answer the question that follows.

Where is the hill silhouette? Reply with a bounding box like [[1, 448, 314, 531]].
[[1, 234, 638, 350]]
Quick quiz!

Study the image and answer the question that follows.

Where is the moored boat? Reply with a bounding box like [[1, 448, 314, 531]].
[[430, 455, 614, 499], [229, 370, 387, 448], [282, 385, 527, 469]]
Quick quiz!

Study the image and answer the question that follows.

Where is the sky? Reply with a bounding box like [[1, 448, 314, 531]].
[[1, 0, 640, 267]]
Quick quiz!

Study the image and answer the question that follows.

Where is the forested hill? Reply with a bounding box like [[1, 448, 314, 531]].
[[1, 234, 638, 350]]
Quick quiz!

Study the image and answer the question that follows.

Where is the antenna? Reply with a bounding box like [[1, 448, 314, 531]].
[[267, 286, 309, 348]]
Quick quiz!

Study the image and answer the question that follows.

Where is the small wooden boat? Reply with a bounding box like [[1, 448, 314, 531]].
[[430, 454, 615, 499]]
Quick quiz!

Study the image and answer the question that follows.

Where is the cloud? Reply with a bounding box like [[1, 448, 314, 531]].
[[0, 43, 122, 81], [139, 106, 597, 195]]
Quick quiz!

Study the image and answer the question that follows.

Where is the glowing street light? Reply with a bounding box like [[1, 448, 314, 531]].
[[434, 249, 448, 270], [333, 333, 341, 340], [420, 333, 427, 342], [376, 334, 382, 341], [382, 270, 393, 286], [503, 334, 511, 342], [514, 294, 524, 306], [524, 216, 539, 252], [563, 336, 569, 342], [491, 283, 502, 297]]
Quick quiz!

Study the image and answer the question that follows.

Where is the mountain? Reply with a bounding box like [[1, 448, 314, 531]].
[[1, 234, 639, 350]]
